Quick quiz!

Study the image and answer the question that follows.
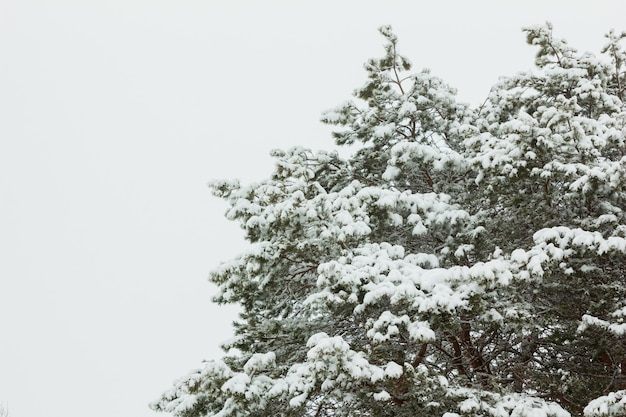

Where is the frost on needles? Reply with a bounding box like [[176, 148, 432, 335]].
[[151, 24, 626, 417]]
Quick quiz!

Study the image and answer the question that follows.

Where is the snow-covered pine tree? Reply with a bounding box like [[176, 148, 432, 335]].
[[151, 24, 626, 417]]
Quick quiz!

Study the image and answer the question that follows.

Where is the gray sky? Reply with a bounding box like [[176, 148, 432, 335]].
[[1, 1, 625, 416]]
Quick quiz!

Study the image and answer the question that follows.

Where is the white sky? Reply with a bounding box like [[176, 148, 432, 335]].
[[1, 1, 625, 416]]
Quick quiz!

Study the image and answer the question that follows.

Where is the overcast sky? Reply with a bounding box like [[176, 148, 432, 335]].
[[1, 1, 625, 417]]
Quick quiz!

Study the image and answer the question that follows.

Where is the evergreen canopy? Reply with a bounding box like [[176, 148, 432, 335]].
[[152, 24, 626, 417]]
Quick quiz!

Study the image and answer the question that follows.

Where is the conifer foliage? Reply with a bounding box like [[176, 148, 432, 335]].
[[152, 24, 626, 417]]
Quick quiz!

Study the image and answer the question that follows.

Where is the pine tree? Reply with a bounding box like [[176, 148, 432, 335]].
[[151, 24, 626, 417]]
